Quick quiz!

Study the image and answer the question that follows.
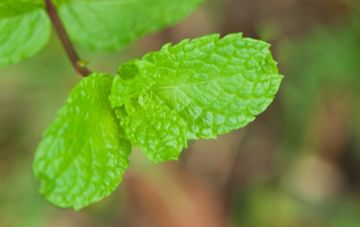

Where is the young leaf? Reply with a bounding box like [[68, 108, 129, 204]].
[[0, 1, 50, 66], [110, 34, 283, 163], [56, 0, 204, 51], [33, 74, 131, 210]]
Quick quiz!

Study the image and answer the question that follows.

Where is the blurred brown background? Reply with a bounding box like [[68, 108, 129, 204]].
[[1, 0, 360, 226]]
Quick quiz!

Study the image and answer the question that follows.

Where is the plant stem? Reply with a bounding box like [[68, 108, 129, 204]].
[[44, 0, 91, 77]]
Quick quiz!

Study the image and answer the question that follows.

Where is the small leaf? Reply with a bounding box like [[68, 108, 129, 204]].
[[33, 73, 131, 210], [56, 0, 204, 51], [110, 33, 283, 163], [0, 2, 51, 66]]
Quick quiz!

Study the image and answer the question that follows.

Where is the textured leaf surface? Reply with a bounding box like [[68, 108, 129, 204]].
[[33, 74, 131, 210], [57, 0, 203, 51], [0, 2, 50, 66], [110, 34, 283, 163]]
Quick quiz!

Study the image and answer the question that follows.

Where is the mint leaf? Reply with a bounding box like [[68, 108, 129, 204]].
[[33, 74, 131, 210], [0, 1, 43, 18], [0, 2, 50, 66], [110, 34, 283, 163], [57, 0, 203, 51]]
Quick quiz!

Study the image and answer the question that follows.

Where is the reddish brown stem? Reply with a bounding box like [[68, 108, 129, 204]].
[[44, 0, 91, 77]]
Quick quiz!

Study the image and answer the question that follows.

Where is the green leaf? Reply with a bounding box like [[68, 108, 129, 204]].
[[33, 73, 131, 210], [110, 33, 283, 163], [57, 0, 204, 51], [0, 1, 50, 66], [0, 1, 44, 18]]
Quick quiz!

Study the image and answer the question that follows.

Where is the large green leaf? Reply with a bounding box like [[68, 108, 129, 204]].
[[0, 1, 50, 66], [110, 33, 283, 163], [57, 0, 204, 51], [33, 73, 131, 210]]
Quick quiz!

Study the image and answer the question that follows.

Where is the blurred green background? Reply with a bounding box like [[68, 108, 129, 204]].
[[1, 0, 360, 226]]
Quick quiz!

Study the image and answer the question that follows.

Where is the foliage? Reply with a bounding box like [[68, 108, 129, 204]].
[[0, 0, 203, 65], [33, 74, 131, 210], [34, 34, 282, 209], [0, 1, 50, 66], [110, 34, 282, 163], [1, 0, 283, 209], [56, 0, 204, 50]]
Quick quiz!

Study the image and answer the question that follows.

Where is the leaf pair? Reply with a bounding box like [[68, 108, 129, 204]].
[[33, 34, 283, 210], [0, 0, 203, 66]]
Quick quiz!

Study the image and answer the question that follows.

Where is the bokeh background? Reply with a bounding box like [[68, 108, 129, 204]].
[[1, 0, 360, 226]]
